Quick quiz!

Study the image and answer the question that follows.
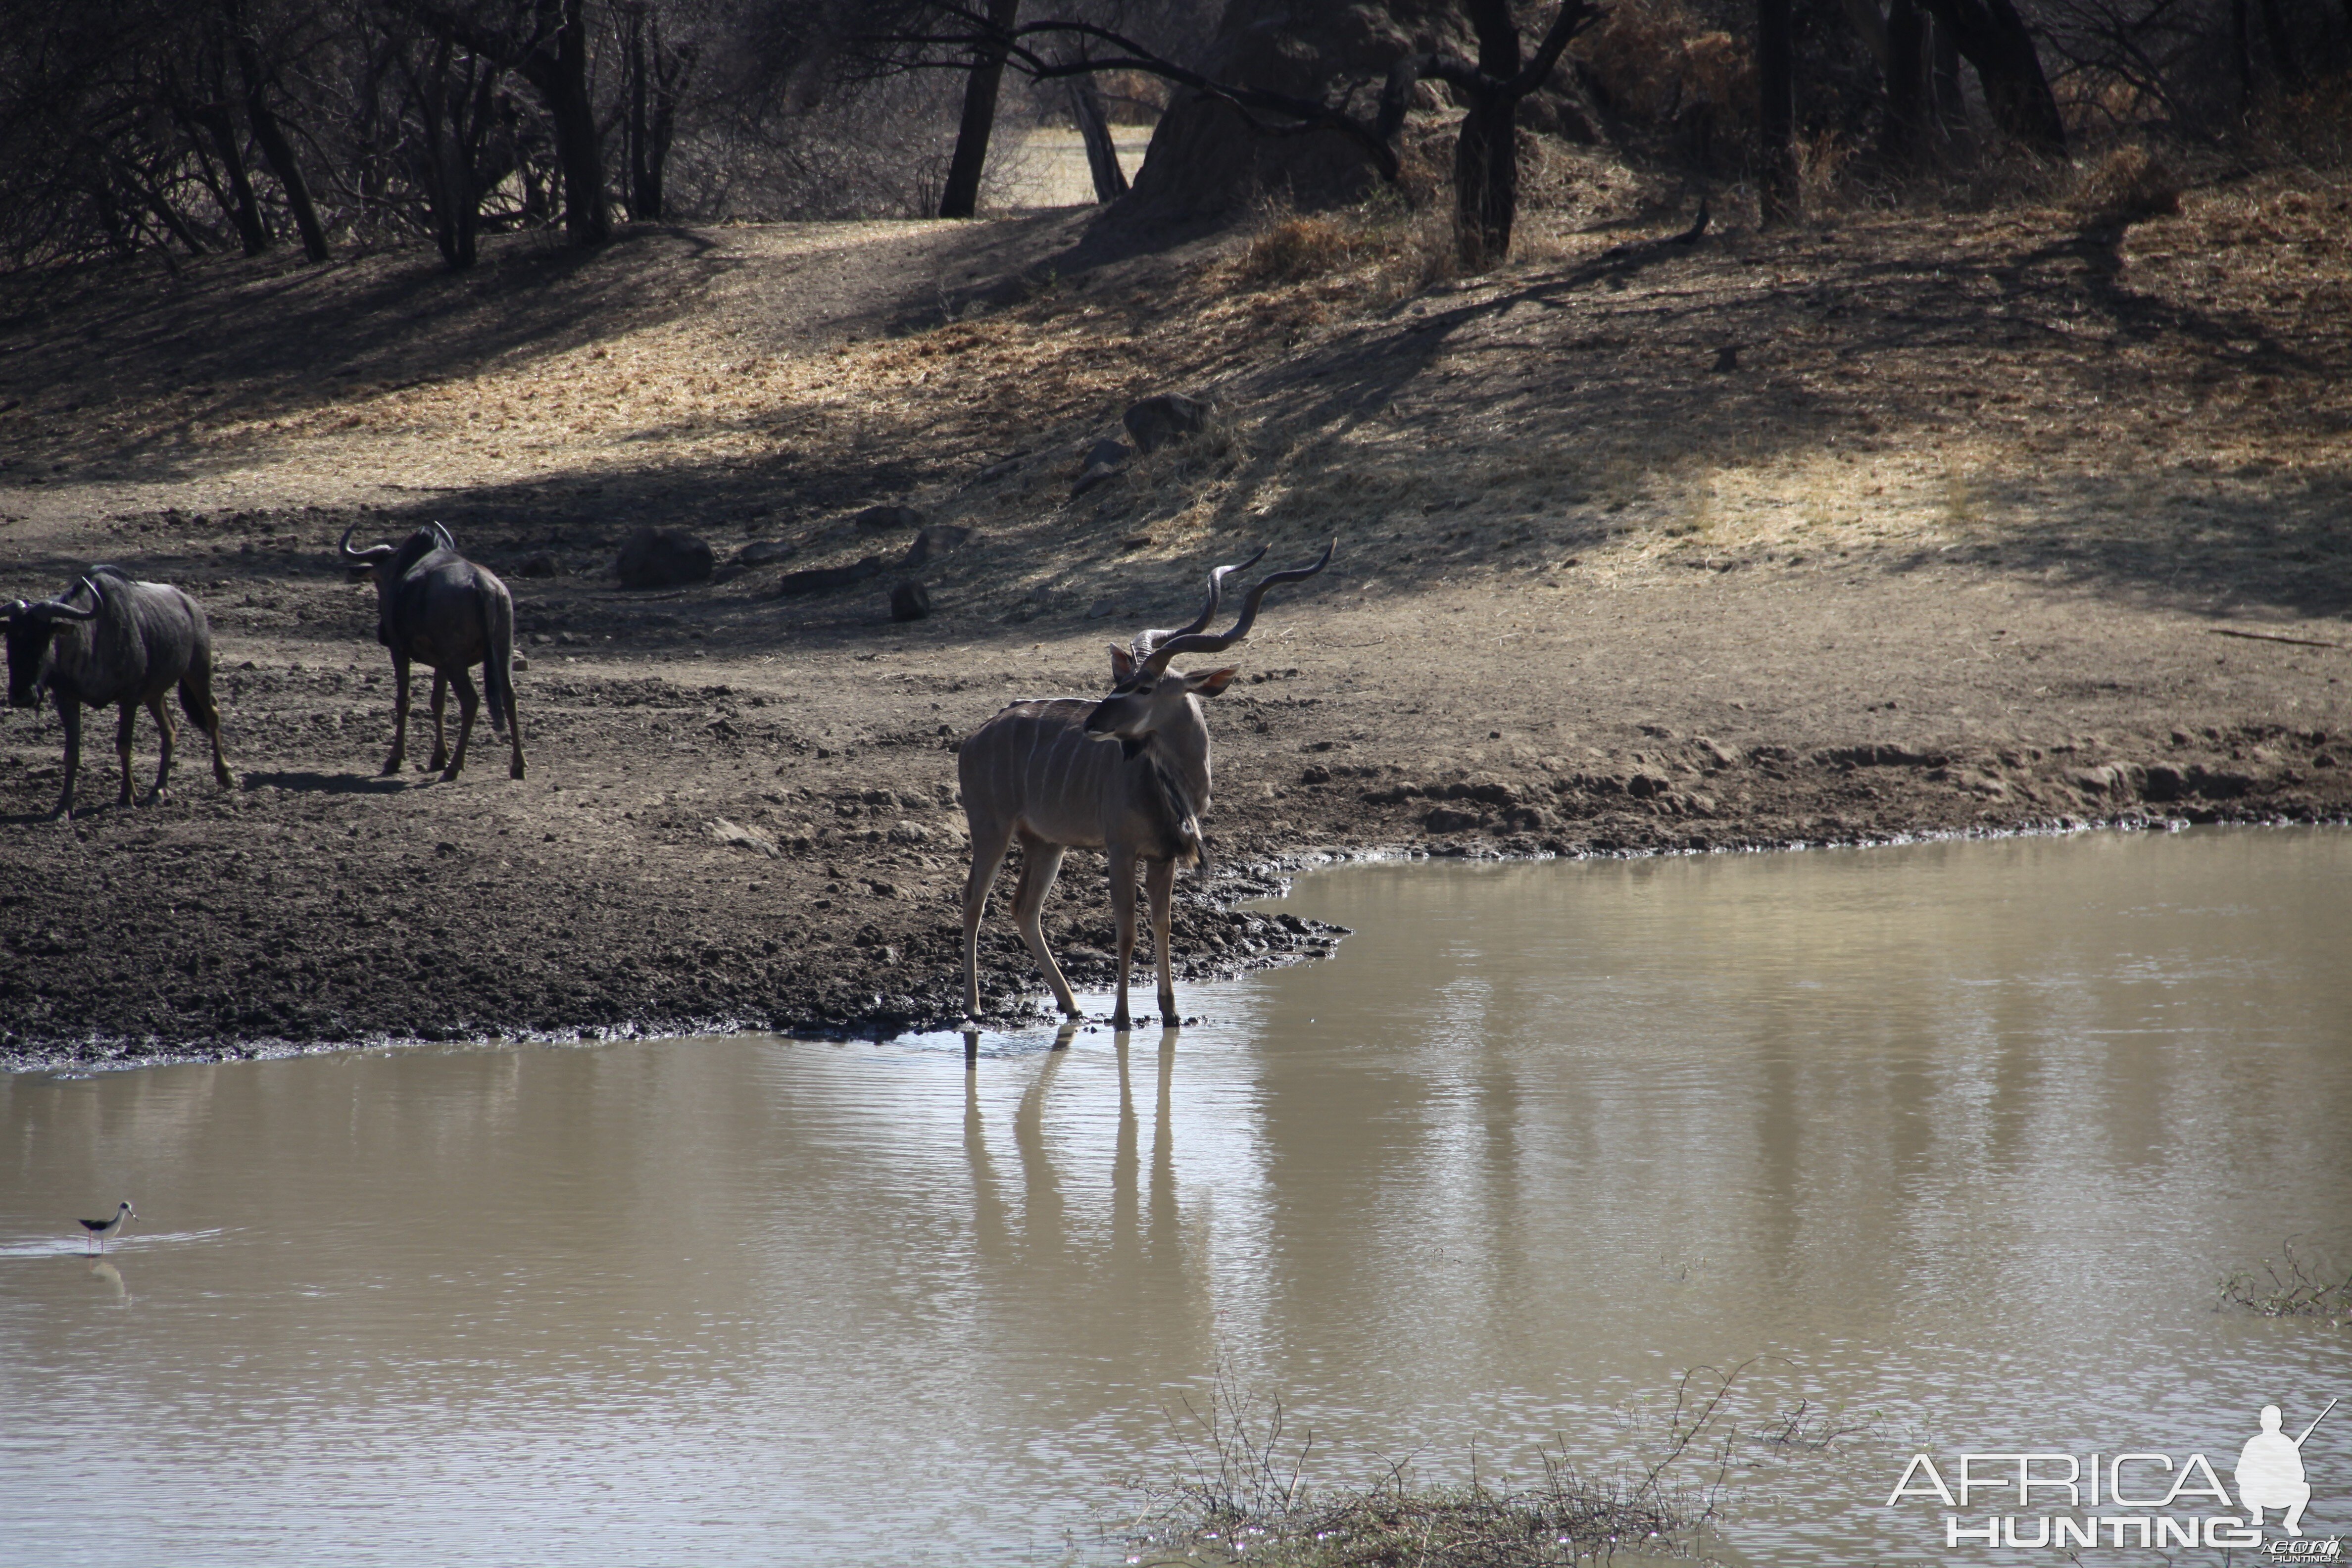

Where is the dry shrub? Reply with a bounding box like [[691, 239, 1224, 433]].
[[1574, 0, 1754, 132], [1239, 215, 1356, 285], [1796, 130, 1855, 213], [2253, 75, 2352, 167], [2078, 143, 2182, 221]]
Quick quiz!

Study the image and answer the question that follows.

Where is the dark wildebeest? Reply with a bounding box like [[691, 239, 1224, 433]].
[[339, 521, 525, 781], [0, 567, 234, 819]]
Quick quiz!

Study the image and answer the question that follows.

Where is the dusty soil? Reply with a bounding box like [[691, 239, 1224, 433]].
[[1, 162, 2348, 1069]]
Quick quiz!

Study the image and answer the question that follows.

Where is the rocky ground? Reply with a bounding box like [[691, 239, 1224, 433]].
[[0, 159, 2347, 1069]]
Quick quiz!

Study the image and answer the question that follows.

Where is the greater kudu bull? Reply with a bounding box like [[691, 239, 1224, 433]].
[[957, 541, 1333, 1030], [1, 568, 233, 819], [339, 522, 524, 781]]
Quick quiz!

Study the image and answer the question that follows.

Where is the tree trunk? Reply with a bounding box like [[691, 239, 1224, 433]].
[[2232, 0, 2253, 108], [1882, 0, 1926, 167], [1068, 76, 1128, 202], [197, 103, 271, 253], [1758, 0, 1797, 221], [1927, 18, 1974, 157], [624, 2, 651, 220], [2257, 0, 2304, 89], [236, 55, 329, 260], [1452, 0, 1521, 269], [1916, 0, 2064, 155], [547, 0, 608, 243], [940, 0, 1022, 219]]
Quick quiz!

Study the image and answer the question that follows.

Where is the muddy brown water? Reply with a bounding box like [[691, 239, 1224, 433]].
[[3, 827, 2348, 1565]]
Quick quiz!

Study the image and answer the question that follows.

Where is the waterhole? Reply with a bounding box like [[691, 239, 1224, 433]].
[[2, 827, 2347, 1564]]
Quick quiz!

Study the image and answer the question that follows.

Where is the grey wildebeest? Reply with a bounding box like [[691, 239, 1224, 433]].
[[957, 540, 1333, 1030], [339, 522, 525, 781], [1, 567, 234, 819]]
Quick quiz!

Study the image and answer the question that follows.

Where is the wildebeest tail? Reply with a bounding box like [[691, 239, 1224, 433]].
[[177, 596, 223, 728], [482, 588, 514, 736]]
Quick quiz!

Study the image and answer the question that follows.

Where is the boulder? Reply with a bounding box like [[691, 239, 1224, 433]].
[[616, 528, 714, 589], [515, 552, 563, 579], [853, 504, 924, 533], [775, 556, 886, 597], [902, 524, 971, 567], [1123, 393, 1208, 453], [889, 581, 931, 622], [737, 539, 799, 566]]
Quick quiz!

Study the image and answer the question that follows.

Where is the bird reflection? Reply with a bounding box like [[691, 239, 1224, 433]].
[[86, 1260, 129, 1301]]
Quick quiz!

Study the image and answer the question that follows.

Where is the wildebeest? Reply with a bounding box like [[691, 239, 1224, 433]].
[[0, 566, 234, 819], [339, 521, 525, 781]]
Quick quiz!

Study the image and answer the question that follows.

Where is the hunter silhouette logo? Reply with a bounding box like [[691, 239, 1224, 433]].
[[1884, 1395, 2340, 1552], [2240, 1399, 2334, 1537]]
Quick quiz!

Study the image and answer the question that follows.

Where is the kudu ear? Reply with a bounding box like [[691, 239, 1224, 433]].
[[1189, 667, 1239, 697], [1109, 644, 1137, 684]]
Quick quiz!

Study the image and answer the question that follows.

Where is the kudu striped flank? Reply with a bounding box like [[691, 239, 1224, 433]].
[[956, 541, 1334, 1030]]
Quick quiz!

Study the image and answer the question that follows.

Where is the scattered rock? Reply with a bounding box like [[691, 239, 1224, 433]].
[[616, 528, 714, 589], [889, 581, 931, 622], [902, 524, 970, 567], [1071, 438, 1130, 498], [1424, 805, 1482, 833], [1123, 392, 1208, 453], [854, 504, 924, 533], [775, 556, 885, 597], [709, 818, 780, 859], [515, 552, 562, 578], [737, 539, 799, 566]]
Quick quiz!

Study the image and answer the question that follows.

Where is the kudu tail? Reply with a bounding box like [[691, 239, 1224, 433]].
[[482, 590, 514, 737]]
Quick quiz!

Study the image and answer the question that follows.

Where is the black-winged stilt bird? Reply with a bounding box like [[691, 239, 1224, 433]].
[[78, 1201, 133, 1254]]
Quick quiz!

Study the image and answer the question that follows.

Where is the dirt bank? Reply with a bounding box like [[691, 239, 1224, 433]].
[[1, 170, 2347, 1069]]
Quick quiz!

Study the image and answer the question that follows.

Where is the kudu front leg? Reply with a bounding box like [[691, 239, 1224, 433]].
[[1109, 849, 1141, 1031], [1144, 858, 1178, 1025], [383, 655, 411, 775]]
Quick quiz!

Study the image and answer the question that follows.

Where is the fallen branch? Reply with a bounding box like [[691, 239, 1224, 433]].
[[2208, 627, 2343, 649]]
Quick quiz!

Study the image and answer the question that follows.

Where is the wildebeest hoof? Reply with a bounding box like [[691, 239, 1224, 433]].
[[440, 766, 463, 783], [510, 759, 527, 781]]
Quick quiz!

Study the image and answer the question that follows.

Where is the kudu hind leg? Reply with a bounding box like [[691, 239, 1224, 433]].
[[144, 693, 178, 802], [961, 816, 1017, 1021], [1145, 859, 1178, 1025], [1010, 834, 1079, 1020], [441, 667, 480, 780]]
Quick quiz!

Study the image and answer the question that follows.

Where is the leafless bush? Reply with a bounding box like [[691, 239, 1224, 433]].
[[2221, 1243, 2352, 1324]]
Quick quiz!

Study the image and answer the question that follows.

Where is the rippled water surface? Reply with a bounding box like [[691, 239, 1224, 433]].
[[3, 828, 2349, 1565]]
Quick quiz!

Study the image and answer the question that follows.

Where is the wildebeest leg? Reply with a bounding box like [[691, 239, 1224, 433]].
[[1109, 846, 1141, 1031], [1010, 831, 1079, 1020], [114, 702, 137, 806], [145, 692, 177, 803], [961, 815, 1016, 1022], [441, 666, 480, 781], [384, 654, 411, 775], [425, 671, 450, 774], [1144, 858, 1178, 1025], [178, 663, 233, 788], [51, 693, 81, 819]]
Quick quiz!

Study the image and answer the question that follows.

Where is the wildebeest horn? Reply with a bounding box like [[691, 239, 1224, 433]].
[[430, 521, 456, 551], [34, 577, 101, 621], [339, 523, 395, 564], [1137, 539, 1335, 676]]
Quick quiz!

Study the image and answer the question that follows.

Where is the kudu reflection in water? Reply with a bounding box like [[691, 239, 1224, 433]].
[[956, 542, 1334, 1030], [963, 1029, 1188, 1304]]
